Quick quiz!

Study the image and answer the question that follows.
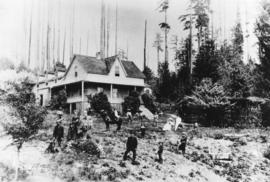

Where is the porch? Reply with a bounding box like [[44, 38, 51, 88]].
[[51, 80, 144, 114]]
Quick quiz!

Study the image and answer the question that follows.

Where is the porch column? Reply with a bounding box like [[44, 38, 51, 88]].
[[69, 103, 72, 114], [110, 84, 113, 103], [134, 86, 137, 91], [48, 88, 52, 106], [81, 81, 84, 112]]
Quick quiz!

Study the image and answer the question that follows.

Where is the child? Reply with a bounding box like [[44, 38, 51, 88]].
[[157, 142, 164, 164], [126, 108, 132, 123], [178, 133, 187, 155], [140, 124, 146, 138], [45, 139, 59, 153]]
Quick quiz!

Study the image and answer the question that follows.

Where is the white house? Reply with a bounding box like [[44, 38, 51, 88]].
[[33, 54, 146, 113]]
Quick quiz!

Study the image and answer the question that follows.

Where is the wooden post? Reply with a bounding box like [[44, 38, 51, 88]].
[[70, 103, 72, 114], [110, 84, 113, 103], [81, 81, 84, 112]]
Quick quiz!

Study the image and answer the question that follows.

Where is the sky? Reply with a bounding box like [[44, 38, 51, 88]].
[[0, 0, 260, 74]]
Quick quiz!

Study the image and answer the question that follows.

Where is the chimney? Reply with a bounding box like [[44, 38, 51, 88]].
[[96, 52, 101, 60]]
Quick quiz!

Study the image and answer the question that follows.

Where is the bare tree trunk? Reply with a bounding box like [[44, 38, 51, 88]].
[[189, 15, 193, 86], [144, 20, 147, 69], [106, 5, 110, 57], [15, 145, 21, 182], [62, 28, 66, 64], [86, 31, 89, 55], [164, 9, 168, 63], [70, 0, 75, 61], [27, 6, 33, 67], [115, 0, 118, 55], [15, 149, 19, 181]]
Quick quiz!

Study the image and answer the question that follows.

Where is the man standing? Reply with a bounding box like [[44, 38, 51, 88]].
[[157, 142, 164, 164], [53, 120, 64, 147], [123, 130, 138, 164], [178, 133, 187, 155]]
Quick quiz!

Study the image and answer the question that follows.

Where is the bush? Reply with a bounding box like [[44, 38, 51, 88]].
[[141, 93, 156, 113], [122, 91, 140, 114], [213, 132, 224, 140], [89, 92, 112, 113], [50, 89, 68, 110], [263, 147, 270, 160], [177, 79, 231, 126], [262, 101, 270, 127]]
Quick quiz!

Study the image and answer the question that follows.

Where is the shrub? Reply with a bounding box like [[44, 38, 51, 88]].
[[141, 93, 156, 113], [213, 132, 224, 140], [122, 91, 140, 114], [262, 101, 270, 127], [89, 92, 112, 113], [50, 89, 68, 110], [177, 79, 231, 126], [263, 147, 270, 160]]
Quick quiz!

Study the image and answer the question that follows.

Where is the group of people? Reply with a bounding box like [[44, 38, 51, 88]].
[[49, 108, 188, 166], [47, 110, 93, 153], [122, 130, 188, 165]]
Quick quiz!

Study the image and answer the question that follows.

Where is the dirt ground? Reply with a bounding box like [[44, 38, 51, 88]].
[[0, 111, 270, 182]]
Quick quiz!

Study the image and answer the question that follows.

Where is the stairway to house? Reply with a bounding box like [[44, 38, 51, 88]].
[[139, 96, 154, 120]]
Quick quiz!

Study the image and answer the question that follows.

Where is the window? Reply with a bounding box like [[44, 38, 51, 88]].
[[37, 84, 39, 88], [75, 66, 78, 77], [112, 88, 118, 98], [115, 65, 120, 77]]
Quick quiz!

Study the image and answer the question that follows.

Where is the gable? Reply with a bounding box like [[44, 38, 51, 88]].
[[63, 54, 145, 80], [64, 57, 87, 81], [108, 57, 127, 78]]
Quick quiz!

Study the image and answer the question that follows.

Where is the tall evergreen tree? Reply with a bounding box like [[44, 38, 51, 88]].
[[175, 38, 192, 96], [254, 1, 270, 97], [193, 39, 220, 83], [232, 19, 244, 56], [155, 61, 172, 101], [143, 66, 155, 87]]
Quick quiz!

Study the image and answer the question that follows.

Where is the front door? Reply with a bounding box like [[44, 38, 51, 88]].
[[40, 94, 43, 106]]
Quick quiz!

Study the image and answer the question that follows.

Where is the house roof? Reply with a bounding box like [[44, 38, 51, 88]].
[[76, 55, 108, 75], [70, 54, 145, 79], [121, 61, 145, 79]]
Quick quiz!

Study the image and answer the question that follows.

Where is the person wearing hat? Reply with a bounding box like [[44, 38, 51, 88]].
[[126, 108, 132, 123], [178, 133, 187, 155], [157, 141, 164, 164], [57, 111, 64, 123], [53, 120, 64, 147], [123, 130, 138, 164]]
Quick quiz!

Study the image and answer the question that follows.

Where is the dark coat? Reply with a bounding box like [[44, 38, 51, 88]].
[[158, 145, 163, 154], [126, 136, 138, 150], [53, 124, 64, 139]]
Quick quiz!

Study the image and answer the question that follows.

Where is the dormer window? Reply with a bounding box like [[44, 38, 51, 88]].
[[115, 65, 120, 77], [75, 66, 78, 77]]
